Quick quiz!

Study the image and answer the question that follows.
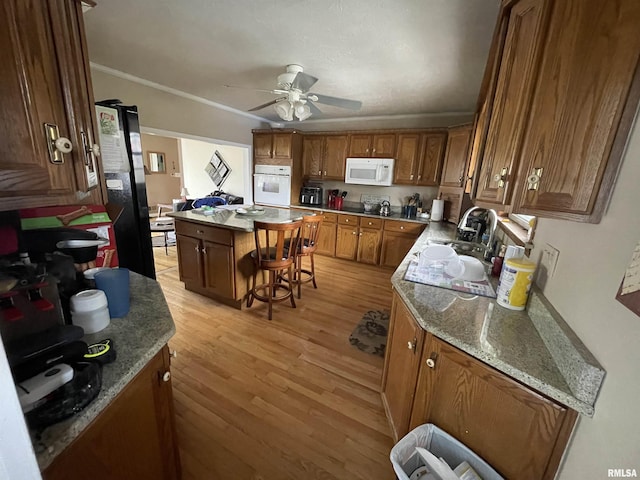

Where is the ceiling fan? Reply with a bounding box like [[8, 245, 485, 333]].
[[227, 64, 362, 121]]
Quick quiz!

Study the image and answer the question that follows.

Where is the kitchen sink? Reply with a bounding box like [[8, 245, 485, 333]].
[[427, 239, 491, 262]]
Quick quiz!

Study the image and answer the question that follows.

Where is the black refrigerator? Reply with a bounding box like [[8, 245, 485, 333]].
[[95, 100, 156, 279]]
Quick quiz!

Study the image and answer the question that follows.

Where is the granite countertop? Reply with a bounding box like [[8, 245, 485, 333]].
[[168, 206, 312, 232], [294, 203, 432, 225], [33, 272, 176, 471], [392, 224, 605, 416]]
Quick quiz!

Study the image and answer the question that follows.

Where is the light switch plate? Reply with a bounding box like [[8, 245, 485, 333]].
[[541, 243, 560, 278]]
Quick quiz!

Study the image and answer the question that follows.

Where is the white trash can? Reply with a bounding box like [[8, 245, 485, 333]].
[[390, 424, 503, 480]]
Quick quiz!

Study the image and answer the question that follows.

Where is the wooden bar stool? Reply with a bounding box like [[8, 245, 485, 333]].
[[247, 220, 302, 320], [290, 215, 323, 299]]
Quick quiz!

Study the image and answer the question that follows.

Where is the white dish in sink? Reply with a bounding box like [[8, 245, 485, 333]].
[[458, 255, 486, 281]]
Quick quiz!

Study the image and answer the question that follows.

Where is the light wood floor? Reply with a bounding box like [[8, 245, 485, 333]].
[[152, 245, 396, 480]]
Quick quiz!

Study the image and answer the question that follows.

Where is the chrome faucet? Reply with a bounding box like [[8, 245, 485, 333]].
[[457, 206, 498, 255]]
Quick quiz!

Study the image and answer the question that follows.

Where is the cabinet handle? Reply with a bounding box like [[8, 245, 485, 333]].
[[202, 246, 207, 255], [162, 371, 171, 382], [44, 123, 69, 164], [407, 338, 417, 352], [194, 245, 201, 253], [527, 167, 544, 191], [493, 167, 508, 188], [426, 352, 437, 368]]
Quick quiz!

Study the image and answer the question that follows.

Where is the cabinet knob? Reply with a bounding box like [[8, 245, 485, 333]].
[[194, 245, 199, 252], [170, 350, 177, 358], [426, 352, 437, 368], [90, 143, 101, 156], [418, 174, 422, 180], [400, 226, 405, 230], [407, 338, 417, 352], [359, 232, 362, 236], [54, 137, 73, 154], [368, 222, 372, 225], [324, 171, 327, 176], [196, 229, 204, 234], [493, 167, 508, 188], [162, 371, 171, 382], [352, 231, 357, 235], [345, 219, 349, 222], [410, 174, 414, 180], [527, 167, 544, 191]]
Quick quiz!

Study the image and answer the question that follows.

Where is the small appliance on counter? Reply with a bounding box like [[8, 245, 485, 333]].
[[299, 185, 323, 206]]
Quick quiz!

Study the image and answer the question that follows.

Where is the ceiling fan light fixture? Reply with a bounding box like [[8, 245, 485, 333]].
[[274, 101, 293, 121], [294, 101, 312, 121]]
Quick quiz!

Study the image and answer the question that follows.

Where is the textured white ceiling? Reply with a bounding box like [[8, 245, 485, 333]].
[[84, 0, 500, 124]]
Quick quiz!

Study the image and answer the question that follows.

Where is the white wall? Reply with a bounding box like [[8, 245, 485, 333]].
[[530, 109, 640, 478], [179, 139, 251, 202]]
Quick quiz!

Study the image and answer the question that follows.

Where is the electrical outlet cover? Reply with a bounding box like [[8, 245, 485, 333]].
[[541, 243, 560, 278]]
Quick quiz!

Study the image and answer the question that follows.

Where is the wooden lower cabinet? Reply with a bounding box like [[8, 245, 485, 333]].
[[383, 292, 578, 480], [175, 219, 255, 308], [379, 220, 425, 268], [43, 346, 181, 480], [381, 295, 425, 442], [314, 211, 337, 256], [336, 223, 359, 260]]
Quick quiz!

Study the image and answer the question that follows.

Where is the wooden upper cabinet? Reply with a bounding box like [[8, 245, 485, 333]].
[[324, 134, 349, 179], [301, 134, 348, 180], [348, 133, 396, 157], [417, 133, 446, 186], [0, 0, 103, 211], [302, 136, 324, 178], [394, 132, 446, 186], [253, 131, 297, 165], [410, 335, 575, 480], [512, 0, 640, 222], [475, 0, 551, 205], [440, 125, 473, 188], [394, 134, 422, 184]]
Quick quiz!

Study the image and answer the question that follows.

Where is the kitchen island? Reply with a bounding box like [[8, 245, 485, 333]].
[[384, 227, 605, 479], [38, 272, 180, 479], [168, 207, 311, 308]]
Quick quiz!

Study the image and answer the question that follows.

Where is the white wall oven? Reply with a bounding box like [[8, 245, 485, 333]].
[[253, 165, 291, 207]]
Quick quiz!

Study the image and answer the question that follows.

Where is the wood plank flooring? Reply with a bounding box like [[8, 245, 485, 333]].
[[152, 246, 396, 480]]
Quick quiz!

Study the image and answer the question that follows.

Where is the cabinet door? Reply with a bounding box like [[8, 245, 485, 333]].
[[176, 234, 204, 286], [371, 133, 396, 157], [0, 0, 80, 209], [272, 133, 292, 159], [512, 0, 640, 222], [475, 0, 550, 204], [440, 125, 473, 187], [203, 241, 235, 298], [43, 347, 181, 480], [335, 224, 358, 260], [381, 294, 425, 442], [357, 228, 382, 265], [379, 232, 419, 268], [411, 336, 572, 480], [394, 134, 421, 184], [348, 134, 372, 157], [438, 186, 466, 225], [323, 134, 349, 179], [315, 221, 336, 257], [302, 136, 323, 178], [417, 133, 447, 186], [253, 133, 273, 159]]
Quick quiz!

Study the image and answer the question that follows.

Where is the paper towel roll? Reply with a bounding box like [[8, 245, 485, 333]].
[[431, 199, 444, 222]]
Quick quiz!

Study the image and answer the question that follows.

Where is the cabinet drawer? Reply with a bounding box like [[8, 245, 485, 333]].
[[315, 211, 338, 223], [359, 217, 383, 229], [175, 221, 233, 246], [383, 220, 424, 235], [337, 214, 359, 226]]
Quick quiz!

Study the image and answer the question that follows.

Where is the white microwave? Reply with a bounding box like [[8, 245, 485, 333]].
[[344, 158, 394, 186]]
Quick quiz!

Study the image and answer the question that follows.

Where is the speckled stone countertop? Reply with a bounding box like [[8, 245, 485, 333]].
[[33, 272, 176, 471], [393, 222, 604, 417], [168, 206, 312, 232]]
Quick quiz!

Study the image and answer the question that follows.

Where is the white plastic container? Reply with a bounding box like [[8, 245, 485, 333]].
[[496, 257, 536, 310], [70, 289, 110, 334]]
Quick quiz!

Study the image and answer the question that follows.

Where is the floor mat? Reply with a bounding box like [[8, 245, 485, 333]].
[[349, 310, 390, 357]]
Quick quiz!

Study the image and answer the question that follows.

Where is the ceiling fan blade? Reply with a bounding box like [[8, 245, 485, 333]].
[[307, 101, 323, 115], [291, 72, 318, 92], [309, 93, 362, 111], [248, 97, 286, 112], [225, 85, 289, 95]]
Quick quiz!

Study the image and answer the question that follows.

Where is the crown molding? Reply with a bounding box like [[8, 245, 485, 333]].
[[90, 63, 271, 123]]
